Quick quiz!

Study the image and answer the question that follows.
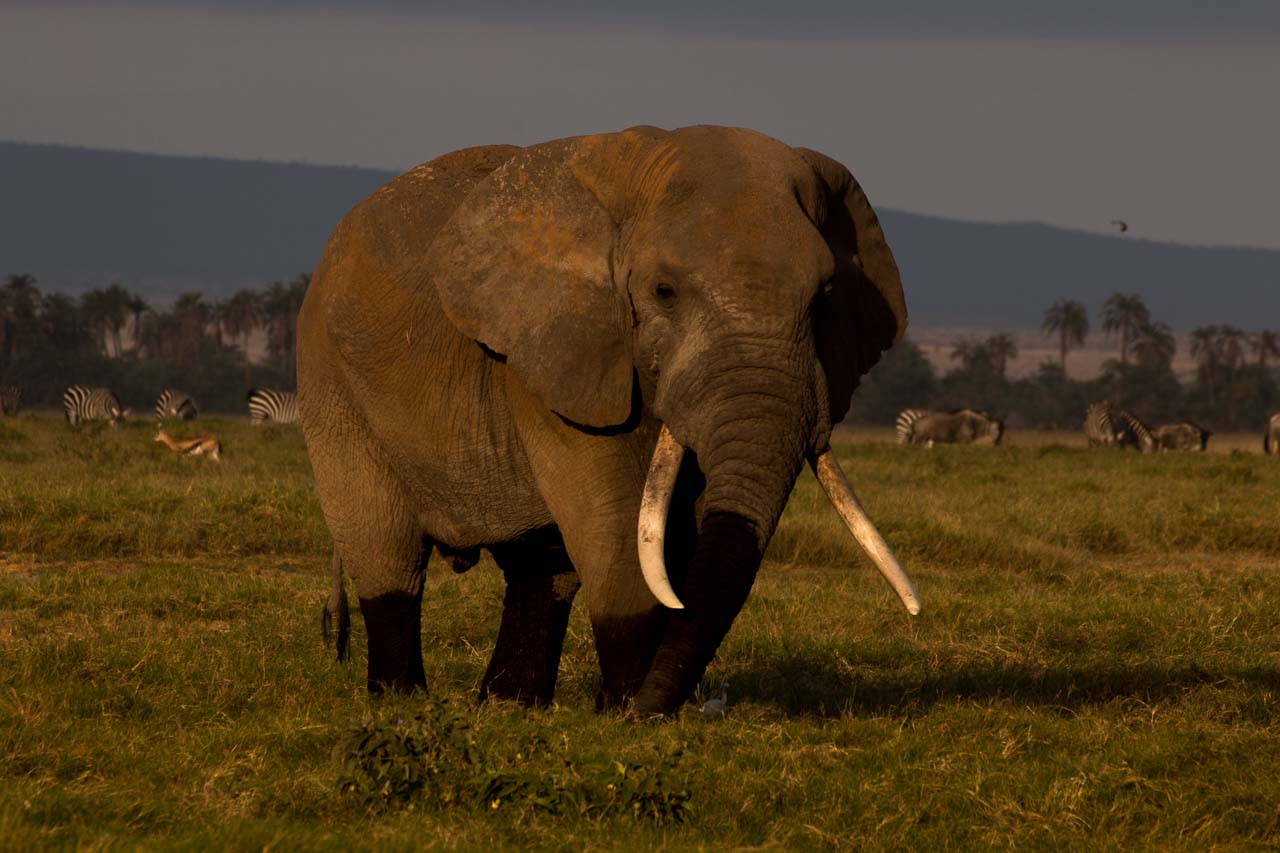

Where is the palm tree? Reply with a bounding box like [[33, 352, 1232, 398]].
[[41, 291, 90, 353], [985, 332, 1019, 379], [1100, 293, 1150, 367], [260, 274, 310, 371], [1041, 299, 1089, 373], [1132, 321, 1176, 371], [1, 273, 42, 365], [80, 287, 127, 356], [219, 288, 263, 386], [950, 337, 986, 372], [80, 282, 134, 357], [1252, 330, 1280, 369], [127, 293, 150, 354], [1217, 326, 1247, 373], [1190, 325, 1222, 404], [171, 293, 212, 363]]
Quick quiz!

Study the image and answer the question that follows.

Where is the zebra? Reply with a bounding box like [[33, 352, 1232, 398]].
[[1265, 413, 1280, 456], [154, 388, 199, 422], [1154, 421, 1211, 452], [0, 385, 19, 416], [895, 408, 1003, 446], [1085, 402, 1154, 452], [63, 385, 124, 426], [247, 387, 299, 425], [1114, 408, 1157, 453]]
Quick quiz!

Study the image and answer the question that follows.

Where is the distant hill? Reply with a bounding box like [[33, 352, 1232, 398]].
[[2, 140, 1277, 329]]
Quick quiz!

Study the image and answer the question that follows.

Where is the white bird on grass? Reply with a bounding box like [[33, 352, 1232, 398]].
[[701, 682, 730, 721]]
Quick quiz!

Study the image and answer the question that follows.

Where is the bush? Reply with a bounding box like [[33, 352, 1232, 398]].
[[333, 700, 691, 823]]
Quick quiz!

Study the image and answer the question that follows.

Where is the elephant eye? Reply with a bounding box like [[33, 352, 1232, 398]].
[[654, 282, 677, 308], [821, 279, 835, 298]]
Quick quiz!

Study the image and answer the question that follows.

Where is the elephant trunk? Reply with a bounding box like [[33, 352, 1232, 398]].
[[633, 378, 810, 717]]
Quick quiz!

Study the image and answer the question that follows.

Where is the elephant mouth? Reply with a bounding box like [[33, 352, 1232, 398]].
[[636, 424, 920, 615]]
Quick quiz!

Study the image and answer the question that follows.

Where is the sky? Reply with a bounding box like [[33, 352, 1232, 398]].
[[2, 1, 1279, 249]]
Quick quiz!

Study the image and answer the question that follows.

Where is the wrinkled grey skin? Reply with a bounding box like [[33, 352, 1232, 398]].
[[897, 409, 1003, 446], [296, 126, 907, 717], [1265, 413, 1280, 456], [1155, 422, 1211, 452]]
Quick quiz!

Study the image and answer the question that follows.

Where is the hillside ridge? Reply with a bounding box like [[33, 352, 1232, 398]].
[[3, 140, 1276, 329]]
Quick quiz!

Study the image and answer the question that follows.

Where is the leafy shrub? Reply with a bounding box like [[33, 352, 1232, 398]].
[[333, 700, 475, 807], [334, 700, 690, 823]]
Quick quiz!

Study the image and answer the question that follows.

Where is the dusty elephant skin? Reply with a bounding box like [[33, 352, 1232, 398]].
[[296, 125, 910, 717]]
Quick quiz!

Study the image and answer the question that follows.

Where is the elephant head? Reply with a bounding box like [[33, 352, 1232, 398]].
[[428, 126, 916, 715]]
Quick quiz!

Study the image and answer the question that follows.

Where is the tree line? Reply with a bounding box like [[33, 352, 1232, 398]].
[[0, 273, 309, 413], [852, 293, 1280, 432]]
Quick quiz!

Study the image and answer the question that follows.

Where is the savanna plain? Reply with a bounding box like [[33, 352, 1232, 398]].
[[2, 415, 1278, 849]]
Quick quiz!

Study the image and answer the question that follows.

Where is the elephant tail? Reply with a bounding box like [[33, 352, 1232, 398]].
[[321, 552, 351, 663]]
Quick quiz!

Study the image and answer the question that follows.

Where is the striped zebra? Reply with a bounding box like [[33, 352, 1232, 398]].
[[0, 384, 19, 416], [1084, 402, 1154, 452], [63, 385, 124, 426], [896, 408, 1003, 446], [1114, 409, 1156, 453], [155, 388, 199, 422], [1265, 413, 1280, 456], [247, 387, 299, 425], [895, 409, 927, 444]]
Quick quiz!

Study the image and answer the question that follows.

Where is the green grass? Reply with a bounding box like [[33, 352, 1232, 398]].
[[2, 414, 1279, 848]]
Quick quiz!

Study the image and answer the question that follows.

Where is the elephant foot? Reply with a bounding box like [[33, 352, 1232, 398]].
[[359, 591, 428, 693], [481, 544, 580, 706]]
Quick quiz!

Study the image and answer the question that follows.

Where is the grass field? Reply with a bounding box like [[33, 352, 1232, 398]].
[[2, 414, 1279, 849]]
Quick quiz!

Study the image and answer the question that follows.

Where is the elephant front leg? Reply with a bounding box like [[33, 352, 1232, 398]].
[[481, 531, 582, 706]]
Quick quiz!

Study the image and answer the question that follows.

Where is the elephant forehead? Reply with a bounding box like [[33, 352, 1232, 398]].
[[632, 192, 834, 288]]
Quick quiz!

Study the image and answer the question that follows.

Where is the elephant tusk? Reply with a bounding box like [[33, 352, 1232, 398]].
[[811, 450, 921, 616], [637, 425, 686, 610]]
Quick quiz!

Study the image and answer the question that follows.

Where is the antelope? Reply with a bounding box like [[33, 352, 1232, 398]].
[[154, 429, 221, 461]]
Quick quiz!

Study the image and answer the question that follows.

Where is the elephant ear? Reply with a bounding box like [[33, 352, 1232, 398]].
[[797, 147, 908, 425], [428, 139, 634, 428]]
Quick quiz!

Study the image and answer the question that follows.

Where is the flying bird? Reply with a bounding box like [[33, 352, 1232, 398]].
[[1110, 219, 1129, 233]]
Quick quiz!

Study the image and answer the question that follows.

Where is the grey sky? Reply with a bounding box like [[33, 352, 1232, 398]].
[[3, 1, 1279, 248]]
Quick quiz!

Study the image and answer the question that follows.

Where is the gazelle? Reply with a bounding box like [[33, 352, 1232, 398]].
[[154, 429, 221, 461]]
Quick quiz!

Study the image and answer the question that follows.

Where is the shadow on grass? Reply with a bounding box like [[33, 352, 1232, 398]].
[[730, 651, 1280, 719]]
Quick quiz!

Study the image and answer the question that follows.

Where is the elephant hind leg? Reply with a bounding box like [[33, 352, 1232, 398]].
[[480, 528, 581, 707], [360, 580, 429, 693], [310, 423, 432, 694]]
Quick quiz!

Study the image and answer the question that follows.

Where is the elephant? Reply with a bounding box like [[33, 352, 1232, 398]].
[[296, 125, 920, 718], [1154, 421, 1211, 452], [1266, 413, 1280, 455], [895, 408, 1004, 446]]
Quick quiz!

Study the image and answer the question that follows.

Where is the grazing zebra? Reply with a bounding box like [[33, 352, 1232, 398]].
[[154, 388, 198, 422], [63, 385, 124, 426], [1085, 402, 1154, 452], [1084, 402, 1121, 447], [247, 388, 299, 425], [1265, 413, 1280, 456], [0, 384, 19, 416], [1114, 409, 1157, 453], [1155, 421, 1211, 452], [895, 408, 1003, 446]]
